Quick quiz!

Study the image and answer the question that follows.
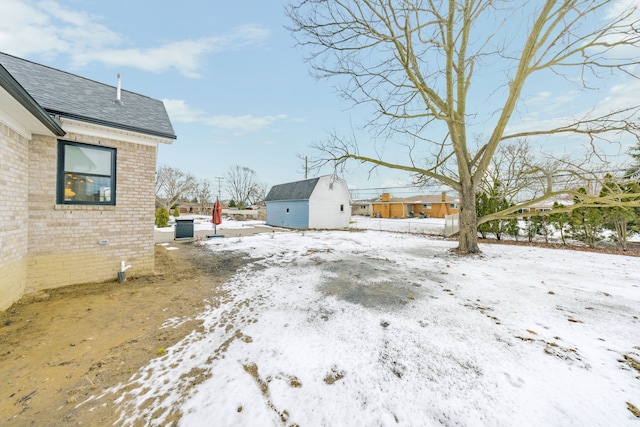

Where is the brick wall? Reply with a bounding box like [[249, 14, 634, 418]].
[[0, 121, 29, 310], [26, 132, 158, 292]]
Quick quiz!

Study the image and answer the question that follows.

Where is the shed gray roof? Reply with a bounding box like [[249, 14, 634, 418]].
[[0, 52, 176, 140], [264, 177, 320, 202]]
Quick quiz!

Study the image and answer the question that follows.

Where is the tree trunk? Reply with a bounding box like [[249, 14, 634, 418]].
[[456, 183, 481, 254], [615, 219, 628, 251]]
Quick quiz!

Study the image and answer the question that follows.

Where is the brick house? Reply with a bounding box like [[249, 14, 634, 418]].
[[371, 192, 459, 219], [0, 52, 176, 310]]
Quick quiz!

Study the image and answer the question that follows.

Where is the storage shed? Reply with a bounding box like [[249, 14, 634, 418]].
[[264, 175, 351, 229]]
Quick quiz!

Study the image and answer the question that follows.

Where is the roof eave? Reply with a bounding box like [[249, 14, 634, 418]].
[[0, 65, 65, 136], [47, 109, 177, 141]]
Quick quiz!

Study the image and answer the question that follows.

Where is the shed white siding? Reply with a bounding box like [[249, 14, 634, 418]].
[[308, 175, 351, 229]]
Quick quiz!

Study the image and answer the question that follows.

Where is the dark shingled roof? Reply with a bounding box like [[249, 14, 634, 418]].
[[0, 52, 176, 140], [0, 63, 65, 136], [264, 177, 321, 201]]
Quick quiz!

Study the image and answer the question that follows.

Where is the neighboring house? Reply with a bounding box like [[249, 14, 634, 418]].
[[178, 202, 216, 215], [264, 175, 351, 229], [371, 192, 459, 219], [0, 52, 176, 310], [351, 199, 375, 216], [515, 195, 574, 216]]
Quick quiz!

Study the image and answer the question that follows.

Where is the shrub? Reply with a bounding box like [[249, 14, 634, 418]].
[[155, 207, 170, 228], [173, 207, 180, 217]]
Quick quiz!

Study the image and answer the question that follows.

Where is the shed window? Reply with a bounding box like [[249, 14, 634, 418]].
[[57, 141, 116, 205]]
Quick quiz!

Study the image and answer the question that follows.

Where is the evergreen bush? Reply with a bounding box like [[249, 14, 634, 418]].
[[155, 207, 170, 228]]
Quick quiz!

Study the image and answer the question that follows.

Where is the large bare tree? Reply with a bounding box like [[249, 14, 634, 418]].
[[226, 165, 265, 207], [191, 178, 213, 214], [287, 0, 640, 253], [155, 165, 196, 210]]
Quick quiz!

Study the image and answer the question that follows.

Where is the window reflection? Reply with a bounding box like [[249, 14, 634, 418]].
[[63, 173, 111, 202]]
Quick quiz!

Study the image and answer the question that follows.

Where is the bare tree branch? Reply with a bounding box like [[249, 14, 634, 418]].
[[155, 165, 196, 210], [287, 0, 640, 253]]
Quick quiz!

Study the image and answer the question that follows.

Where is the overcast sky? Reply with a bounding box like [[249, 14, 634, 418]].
[[0, 0, 637, 199]]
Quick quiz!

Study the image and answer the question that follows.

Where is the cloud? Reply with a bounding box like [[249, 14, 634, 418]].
[[163, 99, 287, 135], [0, 1, 269, 78], [72, 25, 270, 78], [204, 114, 288, 134], [162, 99, 207, 124]]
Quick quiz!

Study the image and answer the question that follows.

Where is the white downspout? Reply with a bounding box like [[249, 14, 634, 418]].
[[119, 260, 131, 282]]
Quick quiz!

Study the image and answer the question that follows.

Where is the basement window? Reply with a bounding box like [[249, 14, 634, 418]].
[[57, 141, 116, 205]]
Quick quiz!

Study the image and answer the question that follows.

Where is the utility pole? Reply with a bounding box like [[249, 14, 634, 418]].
[[215, 177, 223, 200]]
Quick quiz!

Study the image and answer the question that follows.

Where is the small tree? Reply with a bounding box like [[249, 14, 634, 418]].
[[600, 176, 638, 251], [628, 182, 640, 236], [538, 214, 552, 244], [525, 216, 541, 243], [476, 188, 515, 241], [173, 207, 180, 218], [625, 142, 640, 180], [569, 189, 604, 248], [549, 202, 571, 245], [155, 207, 170, 228], [505, 218, 521, 242], [476, 192, 493, 239]]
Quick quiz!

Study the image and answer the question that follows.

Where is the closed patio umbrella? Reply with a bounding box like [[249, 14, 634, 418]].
[[211, 198, 222, 234]]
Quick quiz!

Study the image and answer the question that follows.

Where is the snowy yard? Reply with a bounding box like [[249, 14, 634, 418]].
[[350, 216, 449, 235], [94, 230, 639, 426]]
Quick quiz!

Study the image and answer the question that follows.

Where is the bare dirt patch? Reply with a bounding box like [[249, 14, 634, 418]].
[[0, 243, 252, 426]]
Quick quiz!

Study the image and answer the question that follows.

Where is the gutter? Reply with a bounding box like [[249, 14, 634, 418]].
[[45, 109, 177, 141]]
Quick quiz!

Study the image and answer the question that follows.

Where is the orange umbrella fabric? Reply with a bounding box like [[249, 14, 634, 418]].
[[212, 198, 222, 225]]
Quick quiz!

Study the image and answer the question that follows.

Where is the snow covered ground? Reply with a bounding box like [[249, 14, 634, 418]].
[[350, 216, 448, 235], [94, 229, 639, 426], [155, 215, 267, 232]]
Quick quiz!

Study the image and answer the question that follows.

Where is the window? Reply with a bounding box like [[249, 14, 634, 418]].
[[422, 203, 432, 209], [57, 141, 116, 205], [450, 203, 458, 209], [340, 204, 344, 212], [286, 208, 290, 214]]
